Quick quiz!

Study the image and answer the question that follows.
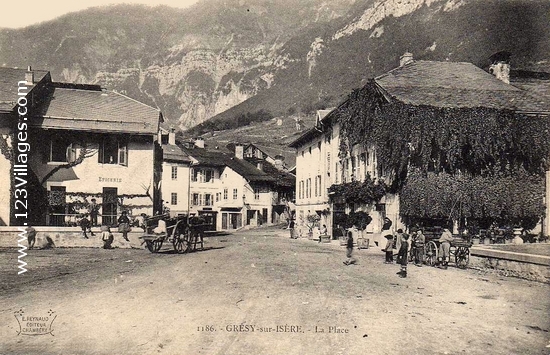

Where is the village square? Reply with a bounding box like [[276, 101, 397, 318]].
[[0, 1, 550, 354]]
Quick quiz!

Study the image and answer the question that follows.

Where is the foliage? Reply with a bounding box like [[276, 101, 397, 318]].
[[335, 81, 550, 189], [305, 213, 321, 232], [328, 174, 388, 205], [347, 211, 372, 231], [40, 144, 97, 184], [400, 169, 545, 230]]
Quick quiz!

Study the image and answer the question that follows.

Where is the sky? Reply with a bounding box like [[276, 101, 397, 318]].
[[1, 0, 200, 29]]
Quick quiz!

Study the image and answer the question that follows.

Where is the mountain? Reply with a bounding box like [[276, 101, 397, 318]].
[[0, 0, 549, 135], [190, 0, 550, 136], [0, 0, 354, 129]]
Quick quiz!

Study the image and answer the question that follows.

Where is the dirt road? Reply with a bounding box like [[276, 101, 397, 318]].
[[1, 226, 549, 355]]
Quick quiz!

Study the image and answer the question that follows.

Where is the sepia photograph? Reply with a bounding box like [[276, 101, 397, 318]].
[[0, 0, 549, 354]]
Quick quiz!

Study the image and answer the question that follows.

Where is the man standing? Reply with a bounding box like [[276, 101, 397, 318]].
[[343, 226, 356, 265], [438, 228, 454, 269], [89, 198, 99, 227], [413, 230, 425, 267]]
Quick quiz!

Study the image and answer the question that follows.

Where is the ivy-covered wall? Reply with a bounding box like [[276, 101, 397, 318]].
[[334, 80, 550, 230]]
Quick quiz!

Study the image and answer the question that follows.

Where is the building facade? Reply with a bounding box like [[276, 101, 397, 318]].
[[0, 67, 163, 226], [290, 55, 550, 241]]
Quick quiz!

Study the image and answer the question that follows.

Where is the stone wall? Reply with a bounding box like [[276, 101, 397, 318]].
[[0, 227, 144, 249]]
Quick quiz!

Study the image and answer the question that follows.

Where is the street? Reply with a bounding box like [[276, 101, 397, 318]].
[[1, 225, 549, 355]]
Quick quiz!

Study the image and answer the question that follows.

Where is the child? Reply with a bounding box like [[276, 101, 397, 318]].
[[26, 225, 36, 250], [101, 226, 114, 249], [343, 227, 356, 265], [396, 230, 409, 278], [382, 234, 394, 263], [79, 215, 93, 239]]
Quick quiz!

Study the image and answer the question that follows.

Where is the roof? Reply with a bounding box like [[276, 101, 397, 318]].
[[30, 87, 161, 134], [182, 145, 281, 183], [224, 157, 276, 183], [245, 157, 295, 187], [162, 144, 191, 163], [374, 61, 550, 113], [289, 61, 550, 148], [0, 67, 50, 111], [180, 145, 230, 167]]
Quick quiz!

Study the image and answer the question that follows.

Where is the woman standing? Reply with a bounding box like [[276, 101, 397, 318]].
[[118, 211, 131, 242]]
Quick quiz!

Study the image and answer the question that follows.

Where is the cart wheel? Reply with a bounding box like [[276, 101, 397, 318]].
[[455, 246, 470, 269], [146, 240, 163, 253], [173, 229, 191, 254], [425, 241, 438, 266]]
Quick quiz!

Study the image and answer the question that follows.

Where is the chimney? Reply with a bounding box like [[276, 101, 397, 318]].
[[168, 127, 176, 145], [194, 137, 204, 148], [256, 162, 263, 171], [399, 52, 413, 67], [25, 66, 34, 84], [235, 144, 244, 159], [489, 51, 511, 84]]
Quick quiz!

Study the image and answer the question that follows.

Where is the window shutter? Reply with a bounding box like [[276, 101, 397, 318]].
[[118, 143, 128, 166]]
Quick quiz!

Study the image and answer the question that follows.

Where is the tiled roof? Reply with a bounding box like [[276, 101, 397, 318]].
[[224, 157, 276, 183], [180, 145, 229, 167], [162, 144, 191, 163], [31, 87, 161, 134], [0, 67, 50, 111], [375, 61, 550, 113], [245, 157, 295, 187], [182, 145, 279, 183]]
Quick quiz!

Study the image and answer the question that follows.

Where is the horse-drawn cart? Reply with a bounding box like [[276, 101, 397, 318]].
[[139, 214, 207, 254], [420, 229, 472, 268]]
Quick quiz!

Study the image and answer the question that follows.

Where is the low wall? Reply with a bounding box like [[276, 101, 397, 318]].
[[470, 246, 550, 283], [0, 226, 144, 249]]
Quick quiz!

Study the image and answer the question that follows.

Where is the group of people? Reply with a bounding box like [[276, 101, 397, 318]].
[[78, 206, 134, 249], [381, 228, 454, 277]]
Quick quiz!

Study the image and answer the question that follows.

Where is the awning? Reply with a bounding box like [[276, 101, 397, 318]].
[[220, 207, 242, 212]]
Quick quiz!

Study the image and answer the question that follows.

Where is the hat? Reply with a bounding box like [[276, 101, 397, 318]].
[[384, 234, 393, 240], [397, 228, 403, 233]]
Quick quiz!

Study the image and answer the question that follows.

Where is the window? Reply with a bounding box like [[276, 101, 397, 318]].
[[309, 178, 312, 198], [223, 188, 228, 200], [233, 188, 238, 200], [192, 193, 201, 206], [204, 169, 213, 183], [171, 193, 177, 205], [50, 136, 75, 163], [335, 162, 339, 184], [314, 176, 318, 197], [171, 166, 178, 180], [254, 187, 260, 200], [98, 136, 127, 165], [204, 194, 213, 206], [216, 193, 220, 202], [191, 168, 214, 183]]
